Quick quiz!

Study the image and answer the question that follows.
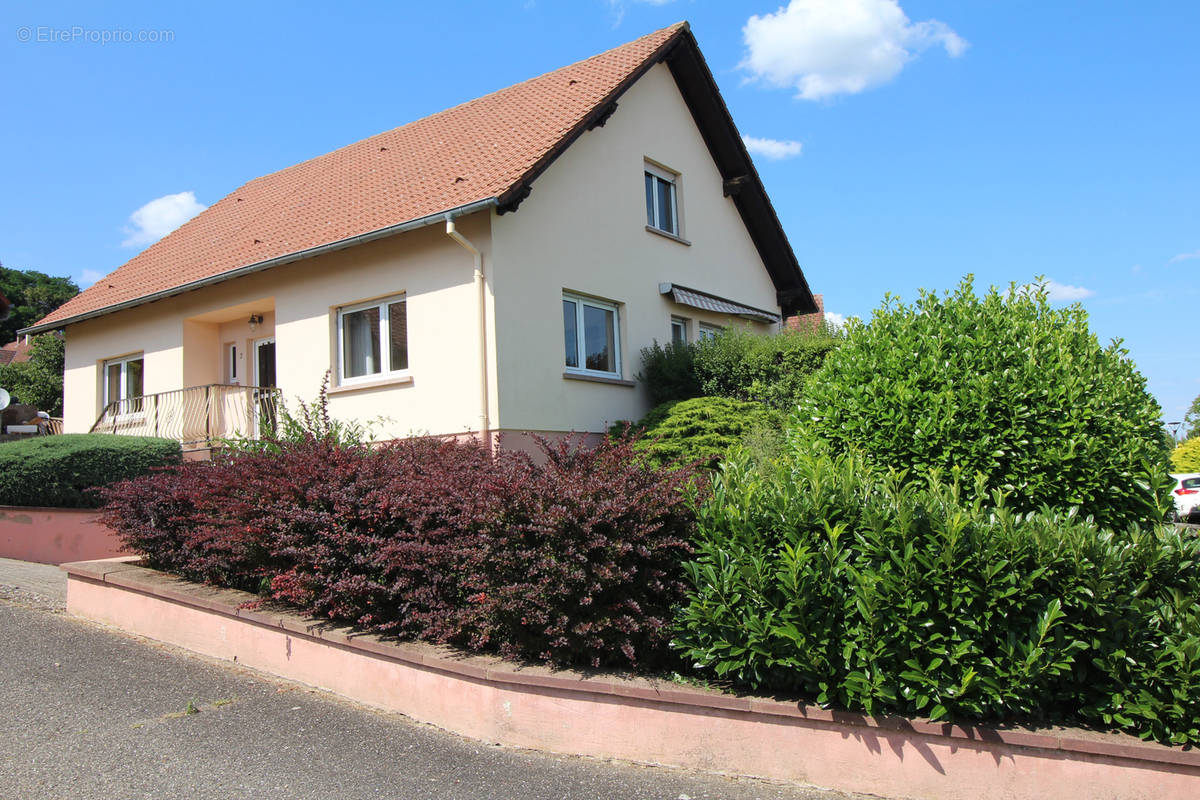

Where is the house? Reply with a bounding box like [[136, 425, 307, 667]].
[[23, 22, 816, 452], [0, 338, 32, 367]]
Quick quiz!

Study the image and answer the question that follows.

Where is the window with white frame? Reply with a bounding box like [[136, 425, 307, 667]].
[[670, 316, 688, 346], [563, 293, 620, 377], [644, 162, 678, 235], [337, 294, 408, 384], [103, 354, 144, 414], [698, 323, 723, 342]]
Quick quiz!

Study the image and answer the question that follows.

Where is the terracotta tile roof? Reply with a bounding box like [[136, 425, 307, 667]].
[[35, 23, 688, 330], [0, 339, 31, 366]]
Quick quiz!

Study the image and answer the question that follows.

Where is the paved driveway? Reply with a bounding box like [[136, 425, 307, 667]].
[[0, 561, 868, 800]]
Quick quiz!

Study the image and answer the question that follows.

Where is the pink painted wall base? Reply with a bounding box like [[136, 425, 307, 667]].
[[62, 559, 1200, 800], [0, 506, 128, 565]]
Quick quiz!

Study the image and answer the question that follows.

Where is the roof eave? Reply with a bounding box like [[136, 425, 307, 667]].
[[20, 197, 499, 336], [662, 29, 817, 317]]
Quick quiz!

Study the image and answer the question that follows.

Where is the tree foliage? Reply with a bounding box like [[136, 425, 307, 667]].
[[0, 263, 78, 343], [0, 334, 65, 415], [799, 277, 1172, 530], [1184, 393, 1200, 441], [1173, 437, 1200, 473]]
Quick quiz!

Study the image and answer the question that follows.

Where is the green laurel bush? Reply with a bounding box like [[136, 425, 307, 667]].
[[800, 277, 1171, 530], [673, 444, 1200, 745], [1172, 438, 1200, 473]]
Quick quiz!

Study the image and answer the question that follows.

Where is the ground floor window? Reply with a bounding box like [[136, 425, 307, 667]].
[[698, 323, 723, 342], [337, 294, 408, 383], [671, 316, 688, 345], [103, 354, 144, 413], [563, 292, 620, 377]]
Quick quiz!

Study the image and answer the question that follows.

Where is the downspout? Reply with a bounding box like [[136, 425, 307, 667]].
[[445, 215, 490, 444]]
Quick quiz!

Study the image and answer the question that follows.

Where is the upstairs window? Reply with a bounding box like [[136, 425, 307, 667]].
[[103, 354, 144, 414], [337, 294, 408, 384], [644, 163, 678, 236], [563, 293, 620, 377]]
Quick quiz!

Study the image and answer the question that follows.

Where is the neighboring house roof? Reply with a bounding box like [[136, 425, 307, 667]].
[[0, 338, 32, 366], [786, 293, 826, 333], [26, 21, 815, 335]]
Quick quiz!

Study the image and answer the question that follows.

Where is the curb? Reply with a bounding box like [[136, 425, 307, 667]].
[[63, 558, 1200, 799]]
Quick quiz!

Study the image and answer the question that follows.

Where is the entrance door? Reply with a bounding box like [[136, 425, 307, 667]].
[[254, 338, 276, 388], [253, 338, 277, 436]]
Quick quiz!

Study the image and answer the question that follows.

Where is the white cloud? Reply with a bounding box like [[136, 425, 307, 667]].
[[1169, 249, 1200, 264], [743, 135, 804, 160], [741, 0, 967, 101], [824, 311, 848, 328], [122, 191, 207, 248], [1044, 280, 1095, 302], [77, 269, 105, 288]]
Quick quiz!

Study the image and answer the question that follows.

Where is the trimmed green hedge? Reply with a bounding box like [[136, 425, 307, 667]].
[[675, 445, 1200, 745], [0, 434, 182, 508], [636, 328, 840, 409]]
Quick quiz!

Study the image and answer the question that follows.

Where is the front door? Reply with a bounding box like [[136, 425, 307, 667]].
[[253, 338, 277, 436]]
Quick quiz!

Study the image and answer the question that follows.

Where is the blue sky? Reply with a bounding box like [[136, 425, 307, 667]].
[[2, 1, 1197, 424]]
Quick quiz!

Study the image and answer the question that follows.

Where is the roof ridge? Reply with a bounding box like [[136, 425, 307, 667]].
[[243, 22, 688, 190]]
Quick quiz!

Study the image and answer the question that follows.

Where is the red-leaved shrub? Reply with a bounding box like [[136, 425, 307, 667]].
[[102, 435, 699, 669]]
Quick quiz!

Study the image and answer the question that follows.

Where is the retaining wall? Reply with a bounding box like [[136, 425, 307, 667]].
[[0, 506, 126, 565], [63, 558, 1200, 800]]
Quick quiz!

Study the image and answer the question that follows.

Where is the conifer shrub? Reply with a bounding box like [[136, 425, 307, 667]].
[[800, 277, 1172, 529], [612, 396, 779, 470]]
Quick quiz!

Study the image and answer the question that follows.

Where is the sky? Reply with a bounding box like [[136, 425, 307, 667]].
[[2, 0, 1197, 425]]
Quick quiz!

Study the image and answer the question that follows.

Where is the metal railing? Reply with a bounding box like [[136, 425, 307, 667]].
[[90, 384, 280, 451]]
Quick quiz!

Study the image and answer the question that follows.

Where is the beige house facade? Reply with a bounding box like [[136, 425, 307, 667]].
[[30, 23, 815, 450]]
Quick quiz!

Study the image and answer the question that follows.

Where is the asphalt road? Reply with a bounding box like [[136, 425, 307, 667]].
[[0, 565, 867, 800]]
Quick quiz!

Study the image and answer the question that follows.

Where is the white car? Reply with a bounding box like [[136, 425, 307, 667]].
[[1171, 473, 1200, 522]]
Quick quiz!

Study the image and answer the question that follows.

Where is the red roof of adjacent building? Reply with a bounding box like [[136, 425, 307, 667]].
[[0, 338, 32, 366], [30, 21, 814, 332]]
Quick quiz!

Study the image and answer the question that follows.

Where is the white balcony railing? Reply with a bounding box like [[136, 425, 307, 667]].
[[90, 383, 280, 451]]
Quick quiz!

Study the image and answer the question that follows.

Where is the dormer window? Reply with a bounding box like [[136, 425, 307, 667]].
[[644, 162, 678, 236]]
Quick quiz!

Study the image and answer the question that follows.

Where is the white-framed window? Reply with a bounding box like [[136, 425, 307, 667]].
[[698, 323, 723, 342], [644, 162, 678, 235], [670, 316, 688, 346], [563, 292, 620, 377], [224, 342, 240, 385], [103, 354, 144, 414], [336, 294, 408, 384]]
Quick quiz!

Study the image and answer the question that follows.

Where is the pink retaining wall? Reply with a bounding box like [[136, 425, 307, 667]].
[[63, 560, 1200, 800], [0, 506, 128, 565]]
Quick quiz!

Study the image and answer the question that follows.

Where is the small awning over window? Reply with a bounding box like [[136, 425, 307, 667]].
[[658, 283, 780, 324]]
